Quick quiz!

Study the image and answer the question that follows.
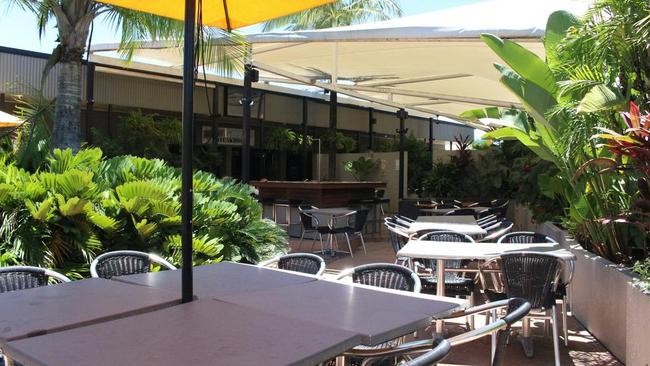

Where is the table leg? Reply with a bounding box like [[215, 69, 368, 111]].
[[435, 259, 446, 336], [520, 316, 534, 358]]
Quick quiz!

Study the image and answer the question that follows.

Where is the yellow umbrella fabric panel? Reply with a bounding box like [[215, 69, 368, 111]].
[[98, 0, 335, 30]]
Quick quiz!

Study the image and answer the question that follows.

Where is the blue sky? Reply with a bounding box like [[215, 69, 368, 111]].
[[0, 0, 481, 54]]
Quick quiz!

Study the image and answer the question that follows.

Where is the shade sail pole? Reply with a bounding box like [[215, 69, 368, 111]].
[[397, 109, 408, 200], [181, 0, 195, 303]]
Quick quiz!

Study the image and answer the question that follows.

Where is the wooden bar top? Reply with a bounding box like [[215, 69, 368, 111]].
[[251, 181, 386, 208]]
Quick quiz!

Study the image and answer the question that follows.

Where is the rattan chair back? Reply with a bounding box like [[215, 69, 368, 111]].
[[277, 253, 326, 276], [500, 253, 563, 309], [0, 266, 70, 293]]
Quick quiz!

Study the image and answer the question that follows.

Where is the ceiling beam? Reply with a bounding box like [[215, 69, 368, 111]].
[[337, 84, 521, 108], [405, 100, 450, 107], [358, 73, 472, 87]]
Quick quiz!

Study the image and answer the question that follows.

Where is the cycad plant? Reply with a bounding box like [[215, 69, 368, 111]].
[[0, 147, 288, 277]]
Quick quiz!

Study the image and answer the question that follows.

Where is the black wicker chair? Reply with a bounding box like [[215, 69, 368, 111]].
[[468, 200, 493, 207], [336, 263, 423, 365], [478, 206, 507, 219], [491, 199, 510, 208], [415, 231, 476, 319], [344, 298, 531, 366], [0, 266, 70, 294], [384, 222, 413, 266], [497, 231, 557, 244], [259, 253, 326, 276], [336, 263, 422, 293], [297, 206, 324, 253], [497, 232, 572, 347], [479, 253, 565, 366], [90, 250, 176, 279]]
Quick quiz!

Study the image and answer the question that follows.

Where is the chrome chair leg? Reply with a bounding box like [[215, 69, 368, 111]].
[[359, 232, 367, 254], [562, 296, 568, 347], [345, 233, 354, 258], [552, 305, 561, 366]]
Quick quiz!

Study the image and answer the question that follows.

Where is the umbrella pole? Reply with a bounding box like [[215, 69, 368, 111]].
[[181, 0, 196, 303]]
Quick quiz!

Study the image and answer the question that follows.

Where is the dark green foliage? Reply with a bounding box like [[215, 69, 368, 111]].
[[0, 147, 288, 277]]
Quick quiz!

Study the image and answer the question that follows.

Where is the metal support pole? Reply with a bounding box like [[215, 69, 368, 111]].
[[396, 109, 408, 200], [428, 117, 434, 152], [302, 97, 309, 179], [241, 64, 258, 182], [180, 0, 196, 304], [85, 63, 95, 143], [328, 91, 337, 180], [368, 108, 375, 150]]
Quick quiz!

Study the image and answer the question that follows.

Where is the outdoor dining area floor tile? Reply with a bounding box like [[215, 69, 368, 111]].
[[288, 234, 623, 366]]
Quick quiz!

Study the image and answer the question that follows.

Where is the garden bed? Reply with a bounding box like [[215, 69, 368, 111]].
[[514, 204, 650, 364]]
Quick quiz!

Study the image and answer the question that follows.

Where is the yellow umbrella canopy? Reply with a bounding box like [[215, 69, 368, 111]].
[[99, 0, 335, 30], [0, 111, 24, 128]]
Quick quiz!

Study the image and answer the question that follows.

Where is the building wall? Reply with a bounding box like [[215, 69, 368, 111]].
[[0, 47, 475, 145]]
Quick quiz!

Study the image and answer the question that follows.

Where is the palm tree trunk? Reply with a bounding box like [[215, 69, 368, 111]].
[[52, 58, 82, 152]]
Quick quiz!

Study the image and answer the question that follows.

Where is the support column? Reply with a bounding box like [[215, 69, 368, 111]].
[[85, 63, 95, 143], [302, 97, 309, 179], [328, 91, 337, 180], [180, 0, 196, 304], [429, 117, 435, 169], [396, 109, 409, 200], [368, 108, 375, 150], [241, 64, 258, 182]]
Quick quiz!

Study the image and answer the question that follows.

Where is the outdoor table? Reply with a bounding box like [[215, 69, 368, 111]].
[[0, 278, 181, 344], [304, 208, 356, 255], [406, 215, 487, 236], [2, 299, 362, 366], [113, 261, 318, 298], [419, 206, 490, 216], [217, 278, 466, 346], [396, 240, 575, 334]]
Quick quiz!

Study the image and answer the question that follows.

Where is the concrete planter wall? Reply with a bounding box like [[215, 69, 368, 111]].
[[512, 204, 650, 365]]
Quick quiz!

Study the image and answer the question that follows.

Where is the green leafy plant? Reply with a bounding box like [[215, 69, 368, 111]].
[[344, 156, 380, 181], [477, 8, 642, 263], [264, 127, 312, 152], [323, 131, 357, 153], [0, 147, 288, 277], [633, 257, 650, 293]]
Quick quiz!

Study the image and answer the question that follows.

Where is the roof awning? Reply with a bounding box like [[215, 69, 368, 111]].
[[89, 0, 591, 125]]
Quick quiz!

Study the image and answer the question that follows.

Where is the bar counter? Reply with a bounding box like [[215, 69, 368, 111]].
[[250, 180, 386, 208]]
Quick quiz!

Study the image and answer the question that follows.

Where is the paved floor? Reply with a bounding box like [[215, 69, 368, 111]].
[[288, 230, 623, 366]]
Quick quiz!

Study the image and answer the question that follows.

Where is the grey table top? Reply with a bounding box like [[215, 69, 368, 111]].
[[305, 208, 356, 216], [0, 278, 181, 343], [408, 215, 487, 236], [113, 262, 319, 298], [397, 241, 576, 261], [3, 299, 361, 366], [218, 278, 465, 346], [419, 206, 490, 215]]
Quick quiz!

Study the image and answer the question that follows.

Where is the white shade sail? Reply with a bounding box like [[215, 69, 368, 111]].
[[89, 0, 591, 125]]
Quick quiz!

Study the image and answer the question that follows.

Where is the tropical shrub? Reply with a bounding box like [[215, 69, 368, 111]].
[[0, 147, 288, 278], [476, 6, 647, 263], [264, 127, 312, 151]]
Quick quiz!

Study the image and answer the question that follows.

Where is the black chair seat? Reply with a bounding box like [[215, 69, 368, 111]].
[[421, 276, 474, 296]]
